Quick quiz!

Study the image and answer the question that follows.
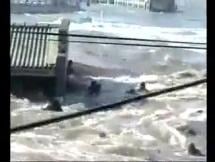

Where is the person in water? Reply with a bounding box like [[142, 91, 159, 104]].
[[126, 81, 149, 94], [67, 60, 74, 75], [138, 82, 150, 93], [88, 80, 101, 95]]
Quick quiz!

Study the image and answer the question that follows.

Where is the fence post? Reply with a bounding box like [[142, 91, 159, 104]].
[[55, 19, 70, 102]]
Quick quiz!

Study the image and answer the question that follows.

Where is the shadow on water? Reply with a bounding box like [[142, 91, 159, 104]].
[[11, 76, 55, 103]]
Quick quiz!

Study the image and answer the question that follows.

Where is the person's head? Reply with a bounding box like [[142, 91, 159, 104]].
[[88, 81, 101, 95], [67, 60, 74, 75], [140, 82, 146, 90], [68, 60, 73, 67], [91, 80, 97, 86]]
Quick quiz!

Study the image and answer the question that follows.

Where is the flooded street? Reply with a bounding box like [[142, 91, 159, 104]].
[[11, 0, 206, 161]]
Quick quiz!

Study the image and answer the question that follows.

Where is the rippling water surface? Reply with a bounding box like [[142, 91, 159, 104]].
[[11, 1, 206, 161]]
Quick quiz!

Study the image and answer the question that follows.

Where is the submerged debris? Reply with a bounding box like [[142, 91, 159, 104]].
[[177, 125, 197, 136], [188, 143, 205, 156], [197, 110, 203, 114], [186, 129, 197, 136], [99, 132, 107, 138], [126, 89, 137, 94], [43, 99, 63, 112], [174, 70, 198, 79]]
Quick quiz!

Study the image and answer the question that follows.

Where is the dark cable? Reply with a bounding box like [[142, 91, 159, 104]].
[[11, 78, 206, 134], [11, 37, 206, 50], [66, 40, 206, 50], [68, 33, 206, 45], [11, 31, 206, 45]]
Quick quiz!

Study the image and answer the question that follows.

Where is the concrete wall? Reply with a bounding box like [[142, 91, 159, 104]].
[[149, 0, 176, 12], [176, 0, 206, 14], [91, 0, 146, 8], [11, 0, 80, 14]]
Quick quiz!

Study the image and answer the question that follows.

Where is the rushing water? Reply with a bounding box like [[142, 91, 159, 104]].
[[11, 0, 206, 161]]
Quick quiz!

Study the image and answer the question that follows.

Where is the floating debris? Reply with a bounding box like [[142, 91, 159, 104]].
[[43, 99, 63, 112], [188, 143, 205, 156]]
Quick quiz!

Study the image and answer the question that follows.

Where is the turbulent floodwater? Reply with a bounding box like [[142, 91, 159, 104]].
[[11, 0, 206, 161]]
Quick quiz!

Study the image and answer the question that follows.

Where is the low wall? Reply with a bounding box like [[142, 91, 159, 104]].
[[149, 0, 176, 12], [11, 3, 80, 14]]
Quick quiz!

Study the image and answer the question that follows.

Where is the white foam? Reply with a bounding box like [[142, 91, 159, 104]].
[[35, 11, 206, 49], [87, 74, 158, 84], [39, 17, 64, 25], [68, 21, 206, 43], [150, 121, 186, 148], [11, 143, 31, 153], [24, 13, 32, 17]]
